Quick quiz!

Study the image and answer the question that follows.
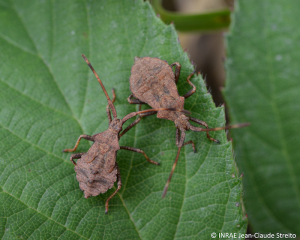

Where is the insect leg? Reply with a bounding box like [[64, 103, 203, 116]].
[[170, 62, 181, 84], [176, 129, 196, 152], [70, 152, 85, 166], [62, 134, 94, 152], [119, 117, 141, 138], [120, 146, 160, 165], [175, 129, 186, 147], [106, 89, 116, 123], [105, 163, 122, 214], [189, 117, 220, 143], [119, 111, 156, 138], [111, 88, 116, 103], [127, 93, 146, 105], [183, 140, 196, 153], [175, 128, 180, 146], [183, 71, 196, 99]]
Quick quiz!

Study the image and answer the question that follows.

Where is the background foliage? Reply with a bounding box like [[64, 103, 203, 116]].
[[152, 0, 231, 32], [225, 0, 300, 236], [0, 0, 246, 239]]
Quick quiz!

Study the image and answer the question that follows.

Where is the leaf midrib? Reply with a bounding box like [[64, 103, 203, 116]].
[[264, 0, 300, 217]]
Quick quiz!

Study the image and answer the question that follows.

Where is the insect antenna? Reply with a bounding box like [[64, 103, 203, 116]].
[[122, 108, 191, 124], [82, 54, 117, 118], [188, 122, 250, 132], [161, 122, 250, 198], [162, 147, 182, 198]]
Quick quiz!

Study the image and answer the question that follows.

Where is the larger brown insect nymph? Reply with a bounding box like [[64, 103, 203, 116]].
[[127, 57, 249, 197]]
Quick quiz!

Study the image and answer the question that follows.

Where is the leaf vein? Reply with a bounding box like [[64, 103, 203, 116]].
[[3, 189, 88, 239]]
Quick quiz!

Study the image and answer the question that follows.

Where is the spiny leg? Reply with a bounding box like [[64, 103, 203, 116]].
[[105, 163, 122, 214], [70, 152, 85, 166], [175, 128, 186, 147], [175, 129, 196, 152], [127, 93, 146, 105], [120, 146, 160, 165], [189, 117, 220, 143], [183, 71, 196, 99], [125, 93, 146, 131], [119, 117, 141, 138], [170, 62, 181, 84], [119, 111, 156, 138], [111, 88, 116, 103], [63, 134, 94, 152], [183, 140, 196, 153], [106, 88, 116, 124]]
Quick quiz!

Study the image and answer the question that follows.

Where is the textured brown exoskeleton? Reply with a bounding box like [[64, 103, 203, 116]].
[[63, 55, 190, 213], [127, 57, 249, 197]]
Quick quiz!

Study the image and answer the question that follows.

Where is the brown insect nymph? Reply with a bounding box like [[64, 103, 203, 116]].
[[127, 57, 249, 197]]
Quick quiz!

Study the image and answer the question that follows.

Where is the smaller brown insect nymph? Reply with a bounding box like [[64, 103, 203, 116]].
[[63, 55, 189, 213]]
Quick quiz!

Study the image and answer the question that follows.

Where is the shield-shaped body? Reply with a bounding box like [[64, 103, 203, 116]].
[[74, 130, 120, 198], [130, 57, 185, 121]]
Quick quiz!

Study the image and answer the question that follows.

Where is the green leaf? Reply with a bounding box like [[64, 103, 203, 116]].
[[152, 0, 231, 32], [0, 0, 246, 239], [224, 0, 300, 235]]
